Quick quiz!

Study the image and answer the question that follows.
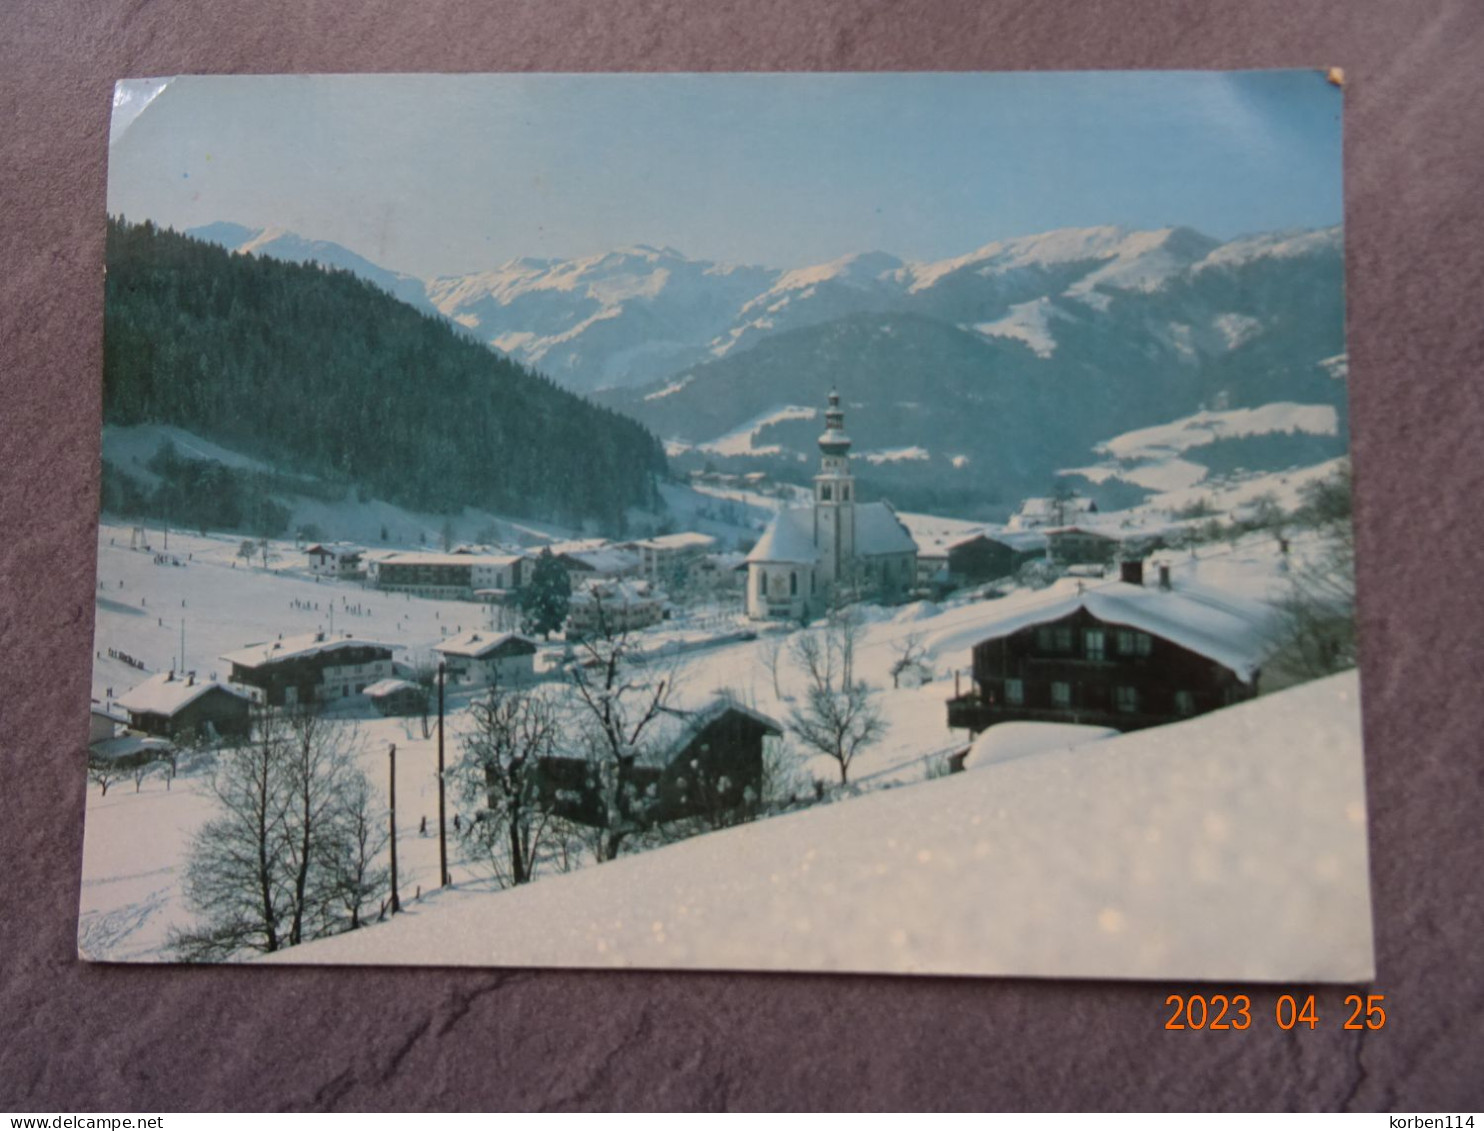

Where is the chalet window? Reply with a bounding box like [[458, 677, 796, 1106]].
[[1174, 690, 1195, 716], [1115, 686, 1139, 713], [1005, 679, 1025, 705], [1036, 626, 1075, 653], [759, 572, 768, 596], [1051, 681, 1071, 708], [1084, 629, 1106, 661], [1117, 631, 1152, 657], [842, 485, 850, 501], [820, 484, 833, 501], [790, 572, 798, 596]]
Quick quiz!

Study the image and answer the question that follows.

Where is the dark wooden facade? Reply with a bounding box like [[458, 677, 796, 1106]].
[[532, 707, 780, 830], [947, 535, 1046, 584], [946, 606, 1257, 735], [1047, 527, 1119, 566], [126, 686, 252, 741], [228, 642, 395, 707]]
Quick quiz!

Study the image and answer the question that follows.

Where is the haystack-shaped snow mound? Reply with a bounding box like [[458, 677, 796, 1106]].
[[273, 671, 1372, 982]]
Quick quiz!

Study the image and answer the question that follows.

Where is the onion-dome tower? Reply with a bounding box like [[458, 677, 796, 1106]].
[[813, 389, 857, 585]]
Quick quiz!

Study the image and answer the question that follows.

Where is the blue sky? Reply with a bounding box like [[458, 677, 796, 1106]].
[[108, 71, 1342, 279]]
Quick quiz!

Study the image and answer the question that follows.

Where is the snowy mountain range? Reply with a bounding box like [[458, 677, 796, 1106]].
[[187, 220, 1347, 519]]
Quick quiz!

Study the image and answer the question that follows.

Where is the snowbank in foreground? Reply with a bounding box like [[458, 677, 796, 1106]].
[[272, 671, 1372, 982]]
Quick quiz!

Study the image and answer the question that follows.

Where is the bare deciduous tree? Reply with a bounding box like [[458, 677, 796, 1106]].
[[1266, 463, 1357, 686], [756, 633, 787, 699], [786, 610, 885, 785], [565, 597, 680, 861], [457, 683, 563, 887], [889, 633, 930, 689], [168, 708, 383, 960]]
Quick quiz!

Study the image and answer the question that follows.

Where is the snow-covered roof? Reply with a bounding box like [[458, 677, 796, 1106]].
[[855, 502, 918, 556], [561, 547, 641, 574], [88, 734, 175, 763], [746, 508, 818, 565], [632, 532, 717, 552], [646, 696, 785, 765], [363, 678, 420, 698], [1045, 524, 1119, 541], [746, 501, 917, 565], [569, 579, 664, 608], [988, 530, 1049, 553], [377, 551, 522, 568], [926, 575, 1275, 680], [433, 630, 538, 659], [221, 631, 396, 669], [305, 542, 363, 556], [543, 537, 610, 556], [116, 672, 250, 717]]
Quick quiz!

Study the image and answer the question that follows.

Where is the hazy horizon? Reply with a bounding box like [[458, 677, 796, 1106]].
[[108, 71, 1343, 279]]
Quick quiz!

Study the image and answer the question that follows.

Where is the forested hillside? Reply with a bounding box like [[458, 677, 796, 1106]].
[[103, 218, 666, 531]]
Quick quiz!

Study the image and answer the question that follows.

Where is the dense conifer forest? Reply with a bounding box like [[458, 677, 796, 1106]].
[[103, 218, 667, 532]]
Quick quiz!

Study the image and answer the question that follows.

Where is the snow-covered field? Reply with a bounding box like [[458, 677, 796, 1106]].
[[1061, 405, 1341, 503], [272, 670, 1371, 981]]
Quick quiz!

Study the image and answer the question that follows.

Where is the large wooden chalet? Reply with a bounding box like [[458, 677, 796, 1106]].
[[946, 561, 1271, 736], [221, 631, 396, 707], [532, 699, 783, 830]]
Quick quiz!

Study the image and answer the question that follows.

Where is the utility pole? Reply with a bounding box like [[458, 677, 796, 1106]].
[[388, 743, 401, 914], [437, 660, 449, 887]]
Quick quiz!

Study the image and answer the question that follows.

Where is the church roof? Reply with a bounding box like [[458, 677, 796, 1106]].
[[746, 508, 818, 565], [855, 502, 918, 556], [745, 502, 918, 565]]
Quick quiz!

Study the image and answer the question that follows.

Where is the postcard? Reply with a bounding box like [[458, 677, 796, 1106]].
[[83, 71, 1371, 979]]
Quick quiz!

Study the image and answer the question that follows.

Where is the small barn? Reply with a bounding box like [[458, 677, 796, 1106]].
[[433, 631, 538, 687], [1045, 525, 1120, 566], [533, 698, 784, 831], [363, 678, 427, 716], [114, 671, 253, 741]]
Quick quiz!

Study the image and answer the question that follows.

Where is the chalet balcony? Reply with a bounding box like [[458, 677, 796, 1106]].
[[945, 692, 1183, 736]]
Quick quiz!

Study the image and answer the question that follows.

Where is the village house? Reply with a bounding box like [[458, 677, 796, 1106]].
[[565, 578, 667, 640], [371, 550, 525, 601], [1007, 492, 1099, 531], [1045, 525, 1121, 567], [433, 630, 539, 687], [362, 678, 427, 717], [945, 560, 1272, 736], [88, 704, 127, 746], [221, 630, 397, 707], [533, 697, 784, 830], [554, 545, 643, 591], [624, 532, 718, 585], [916, 529, 1049, 589], [304, 542, 365, 579], [746, 391, 918, 619], [690, 550, 749, 598], [114, 670, 253, 740]]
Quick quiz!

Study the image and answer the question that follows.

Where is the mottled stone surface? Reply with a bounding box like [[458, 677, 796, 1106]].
[[2, 0, 1482, 1110]]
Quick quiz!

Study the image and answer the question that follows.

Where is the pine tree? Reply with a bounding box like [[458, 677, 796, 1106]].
[[519, 549, 572, 640]]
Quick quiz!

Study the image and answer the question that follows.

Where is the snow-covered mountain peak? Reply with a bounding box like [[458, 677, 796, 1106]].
[[1192, 226, 1342, 273]]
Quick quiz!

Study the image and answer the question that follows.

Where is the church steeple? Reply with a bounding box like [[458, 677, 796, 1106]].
[[813, 389, 856, 583], [818, 388, 852, 462]]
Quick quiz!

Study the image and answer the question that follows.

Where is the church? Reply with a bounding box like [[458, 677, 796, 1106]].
[[745, 391, 919, 620]]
